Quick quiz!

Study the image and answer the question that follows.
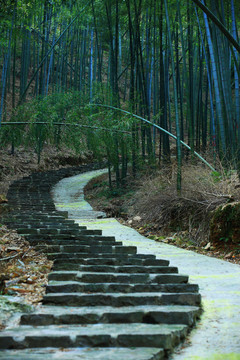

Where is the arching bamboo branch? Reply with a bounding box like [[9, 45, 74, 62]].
[[89, 103, 216, 172]]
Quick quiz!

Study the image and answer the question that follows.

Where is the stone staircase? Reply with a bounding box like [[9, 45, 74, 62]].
[[0, 166, 202, 359]]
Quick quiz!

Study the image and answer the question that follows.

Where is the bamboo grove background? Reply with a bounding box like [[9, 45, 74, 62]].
[[0, 0, 240, 189]]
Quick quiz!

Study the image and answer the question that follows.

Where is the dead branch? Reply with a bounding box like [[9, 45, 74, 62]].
[[0, 252, 21, 261]]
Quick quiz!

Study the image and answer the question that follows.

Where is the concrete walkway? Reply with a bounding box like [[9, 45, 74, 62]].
[[53, 169, 240, 360]]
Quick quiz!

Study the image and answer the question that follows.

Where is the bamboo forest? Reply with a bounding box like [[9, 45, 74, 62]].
[[1, 1, 240, 358], [0, 0, 240, 190]]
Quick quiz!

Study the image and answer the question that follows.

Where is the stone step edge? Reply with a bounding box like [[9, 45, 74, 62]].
[[0, 347, 165, 360], [42, 292, 201, 307], [20, 305, 201, 326], [45, 281, 199, 293], [0, 323, 188, 350]]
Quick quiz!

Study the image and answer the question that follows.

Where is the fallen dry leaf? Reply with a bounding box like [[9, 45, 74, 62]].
[[0, 225, 53, 304]]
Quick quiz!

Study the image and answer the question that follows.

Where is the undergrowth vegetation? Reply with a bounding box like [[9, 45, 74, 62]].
[[129, 163, 239, 240], [0, 91, 135, 185], [85, 160, 240, 259]]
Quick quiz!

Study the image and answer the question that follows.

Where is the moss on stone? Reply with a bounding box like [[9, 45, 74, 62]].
[[190, 354, 240, 360], [0, 296, 33, 313]]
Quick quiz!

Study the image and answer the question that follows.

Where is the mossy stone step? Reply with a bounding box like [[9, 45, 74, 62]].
[[20, 305, 201, 326], [0, 323, 188, 350]]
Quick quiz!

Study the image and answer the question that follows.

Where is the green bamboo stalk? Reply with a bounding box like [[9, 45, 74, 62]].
[[0, 3, 15, 126], [19, 1, 91, 104], [164, 0, 182, 193], [203, 1, 227, 153], [192, 0, 240, 53]]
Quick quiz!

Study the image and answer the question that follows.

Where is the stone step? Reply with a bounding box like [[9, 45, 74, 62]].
[[12, 206, 56, 211], [25, 230, 103, 239], [48, 271, 188, 284], [43, 292, 201, 306], [20, 305, 201, 326], [52, 257, 169, 267], [0, 347, 165, 360], [7, 225, 84, 232], [69, 265, 177, 273], [77, 273, 188, 284], [17, 228, 100, 235], [4, 211, 68, 217], [0, 323, 188, 350], [3, 215, 67, 223], [51, 254, 156, 262], [56, 253, 156, 259], [47, 246, 137, 255], [7, 198, 53, 203], [8, 193, 51, 197], [27, 235, 117, 245], [36, 241, 121, 251], [3, 220, 76, 226], [7, 200, 54, 205], [46, 281, 199, 294], [47, 248, 138, 259], [6, 223, 80, 229], [7, 200, 53, 205]]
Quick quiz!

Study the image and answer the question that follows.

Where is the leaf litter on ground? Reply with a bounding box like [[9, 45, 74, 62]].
[[0, 225, 53, 312]]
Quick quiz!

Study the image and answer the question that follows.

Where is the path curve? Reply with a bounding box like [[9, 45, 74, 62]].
[[53, 169, 240, 360], [0, 166, 200, 360]]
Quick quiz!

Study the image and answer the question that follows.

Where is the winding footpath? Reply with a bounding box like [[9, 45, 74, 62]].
[[54, 169, 240, 360], [0, 167, 239, 359]]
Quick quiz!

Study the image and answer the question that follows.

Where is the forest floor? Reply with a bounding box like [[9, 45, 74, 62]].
[[84, 163, 240, 266]]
